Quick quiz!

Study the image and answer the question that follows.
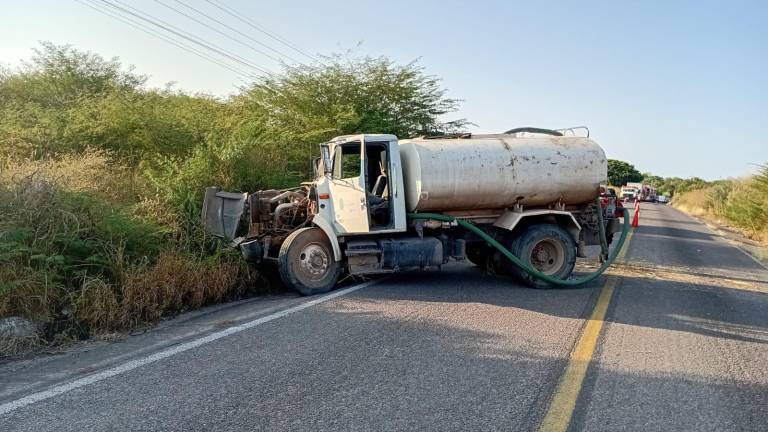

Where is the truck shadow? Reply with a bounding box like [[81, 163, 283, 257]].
[[632, 225, 716, 241], [305, 280, 768, 431], [351, 263, 768, 346]]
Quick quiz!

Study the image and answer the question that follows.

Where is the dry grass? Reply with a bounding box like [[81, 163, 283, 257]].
[[1, 267, 52, 320], [3, 252, 259, 358], [0, 153, 266, 358], [74, 251, 255, 333], [673, 184, 768, 246], [0, 150, 134, 203], [0, 332, 43, 358], [118, 252, 243, 328], [671, 188, 710, 217], [73, 277, 121, 332]]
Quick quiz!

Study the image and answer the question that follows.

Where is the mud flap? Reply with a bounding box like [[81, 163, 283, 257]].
[[202, 187, 248, 240]]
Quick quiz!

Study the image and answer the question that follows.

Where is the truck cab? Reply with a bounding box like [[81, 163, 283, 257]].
[[314, 134, 407, 235]]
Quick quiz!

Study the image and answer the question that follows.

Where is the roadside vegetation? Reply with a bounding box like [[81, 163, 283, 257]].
[[608, 159, 768, 244], [639, 174, 712, 199], [669, 166, 768, 244], [0, 42, 466, 357]]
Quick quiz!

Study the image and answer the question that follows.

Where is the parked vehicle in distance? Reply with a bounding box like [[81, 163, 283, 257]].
[[639, 184, 658, 202], [620, 186, 638, 203], [202, 128, 624, 294], [623, 182, 657, 202], [657, 195, 669, 204]]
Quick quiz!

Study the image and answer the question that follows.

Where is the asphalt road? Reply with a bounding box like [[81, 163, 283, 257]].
[[1, 203, 767, 431]]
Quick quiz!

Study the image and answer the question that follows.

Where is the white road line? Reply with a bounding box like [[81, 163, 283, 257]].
[[0, 279, 380, 416]]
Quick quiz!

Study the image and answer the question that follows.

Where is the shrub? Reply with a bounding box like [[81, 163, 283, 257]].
[[0, 155, 162, 337], [119, 251, 243, 327], [705, 180, 734, 216], [676, 165, 768, 242], [73, 251, 258, 333]]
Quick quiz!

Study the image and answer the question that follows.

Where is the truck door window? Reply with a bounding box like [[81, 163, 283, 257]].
[[332, 143, 362, 180], [365, 142, 392, 228]]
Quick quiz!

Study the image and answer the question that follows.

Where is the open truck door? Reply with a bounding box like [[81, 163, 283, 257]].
[[328, 136, 370, 234]]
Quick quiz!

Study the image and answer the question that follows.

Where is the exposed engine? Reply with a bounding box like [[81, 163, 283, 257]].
[[234, 186, 315, 263], [245, 187, 314, 236], [202, 185, 316, 264]]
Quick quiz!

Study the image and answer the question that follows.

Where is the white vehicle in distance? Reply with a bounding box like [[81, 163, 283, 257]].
[[620, 186, 638, 203], [657, 195, 669, 204]]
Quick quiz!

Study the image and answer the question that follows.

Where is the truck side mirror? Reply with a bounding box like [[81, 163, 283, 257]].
[[320, 144, 332, 175], [312, 157, 321, 177]]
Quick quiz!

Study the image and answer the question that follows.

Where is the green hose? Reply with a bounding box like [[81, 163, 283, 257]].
[[406, 201, 630, 287]]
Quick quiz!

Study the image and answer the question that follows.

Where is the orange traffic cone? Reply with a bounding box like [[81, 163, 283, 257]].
[[631, 202, 640, 228]]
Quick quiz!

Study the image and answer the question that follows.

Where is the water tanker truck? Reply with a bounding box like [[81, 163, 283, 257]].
[[202, 128, 627, 295]]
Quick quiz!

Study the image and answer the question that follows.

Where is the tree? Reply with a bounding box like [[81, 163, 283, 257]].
[[607, 159, 643, 186], [0, 42, 223, 163], [142, 54, 472, 209], [224, 55, 470, 182], [238, 55, 468, 142]]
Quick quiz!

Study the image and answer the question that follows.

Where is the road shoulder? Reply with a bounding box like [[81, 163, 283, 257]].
[[670, 204, 768, 269], [0, 292, 304, 403]]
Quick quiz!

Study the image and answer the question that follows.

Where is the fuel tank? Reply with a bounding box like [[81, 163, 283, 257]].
[[399, 134, 607, 212]]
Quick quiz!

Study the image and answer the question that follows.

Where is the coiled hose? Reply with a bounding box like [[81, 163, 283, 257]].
[[406, 200, 630, 287]]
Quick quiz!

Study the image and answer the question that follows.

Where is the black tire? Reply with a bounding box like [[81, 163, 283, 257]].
[[278, 227, 342, 296], [466, 245, 489, 267], [468, 244, 512, 276], [505, 224, 577, 289]]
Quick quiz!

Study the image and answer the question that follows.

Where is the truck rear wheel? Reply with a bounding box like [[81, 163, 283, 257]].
[[507, 224, 576, 289], [278, 227, 342, 296]]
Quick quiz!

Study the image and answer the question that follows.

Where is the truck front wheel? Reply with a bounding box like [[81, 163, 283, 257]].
[[507, 224, 577, 289], [279, 227, 342, 296]]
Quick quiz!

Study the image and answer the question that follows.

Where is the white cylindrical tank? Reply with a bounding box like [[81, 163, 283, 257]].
[[399, 134, 607, 212]]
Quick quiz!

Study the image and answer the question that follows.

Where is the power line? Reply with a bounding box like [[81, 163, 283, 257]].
[[155, 0, 283, 65], [203, 0, 321, 64], [168, 0, 308, 67], [97, 0, 276, 78], [105, 0, 275, 77], [76, 0, 256, 81]]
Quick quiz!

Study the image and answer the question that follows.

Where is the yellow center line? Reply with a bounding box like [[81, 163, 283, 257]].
[[537, 229, 634, 432]]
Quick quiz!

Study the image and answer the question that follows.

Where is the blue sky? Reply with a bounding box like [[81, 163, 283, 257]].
[[1, 0, 766, 180]]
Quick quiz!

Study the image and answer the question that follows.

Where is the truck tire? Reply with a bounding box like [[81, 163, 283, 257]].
[[506, 224, 577, 289], [466, 245, 490, 267], [278, 227, 342, 296]]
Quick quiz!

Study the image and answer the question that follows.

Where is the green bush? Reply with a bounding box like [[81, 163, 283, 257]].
[[676, 165, 768, 242], [0, 165, 259, 341], [0, 42, 224, 164], [0, 170, 163, 322], [722, 167, 768, 235]]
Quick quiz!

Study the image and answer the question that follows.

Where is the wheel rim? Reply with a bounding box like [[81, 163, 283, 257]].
[[530, 238, 565, 275], [298, 242, 331, 281]]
